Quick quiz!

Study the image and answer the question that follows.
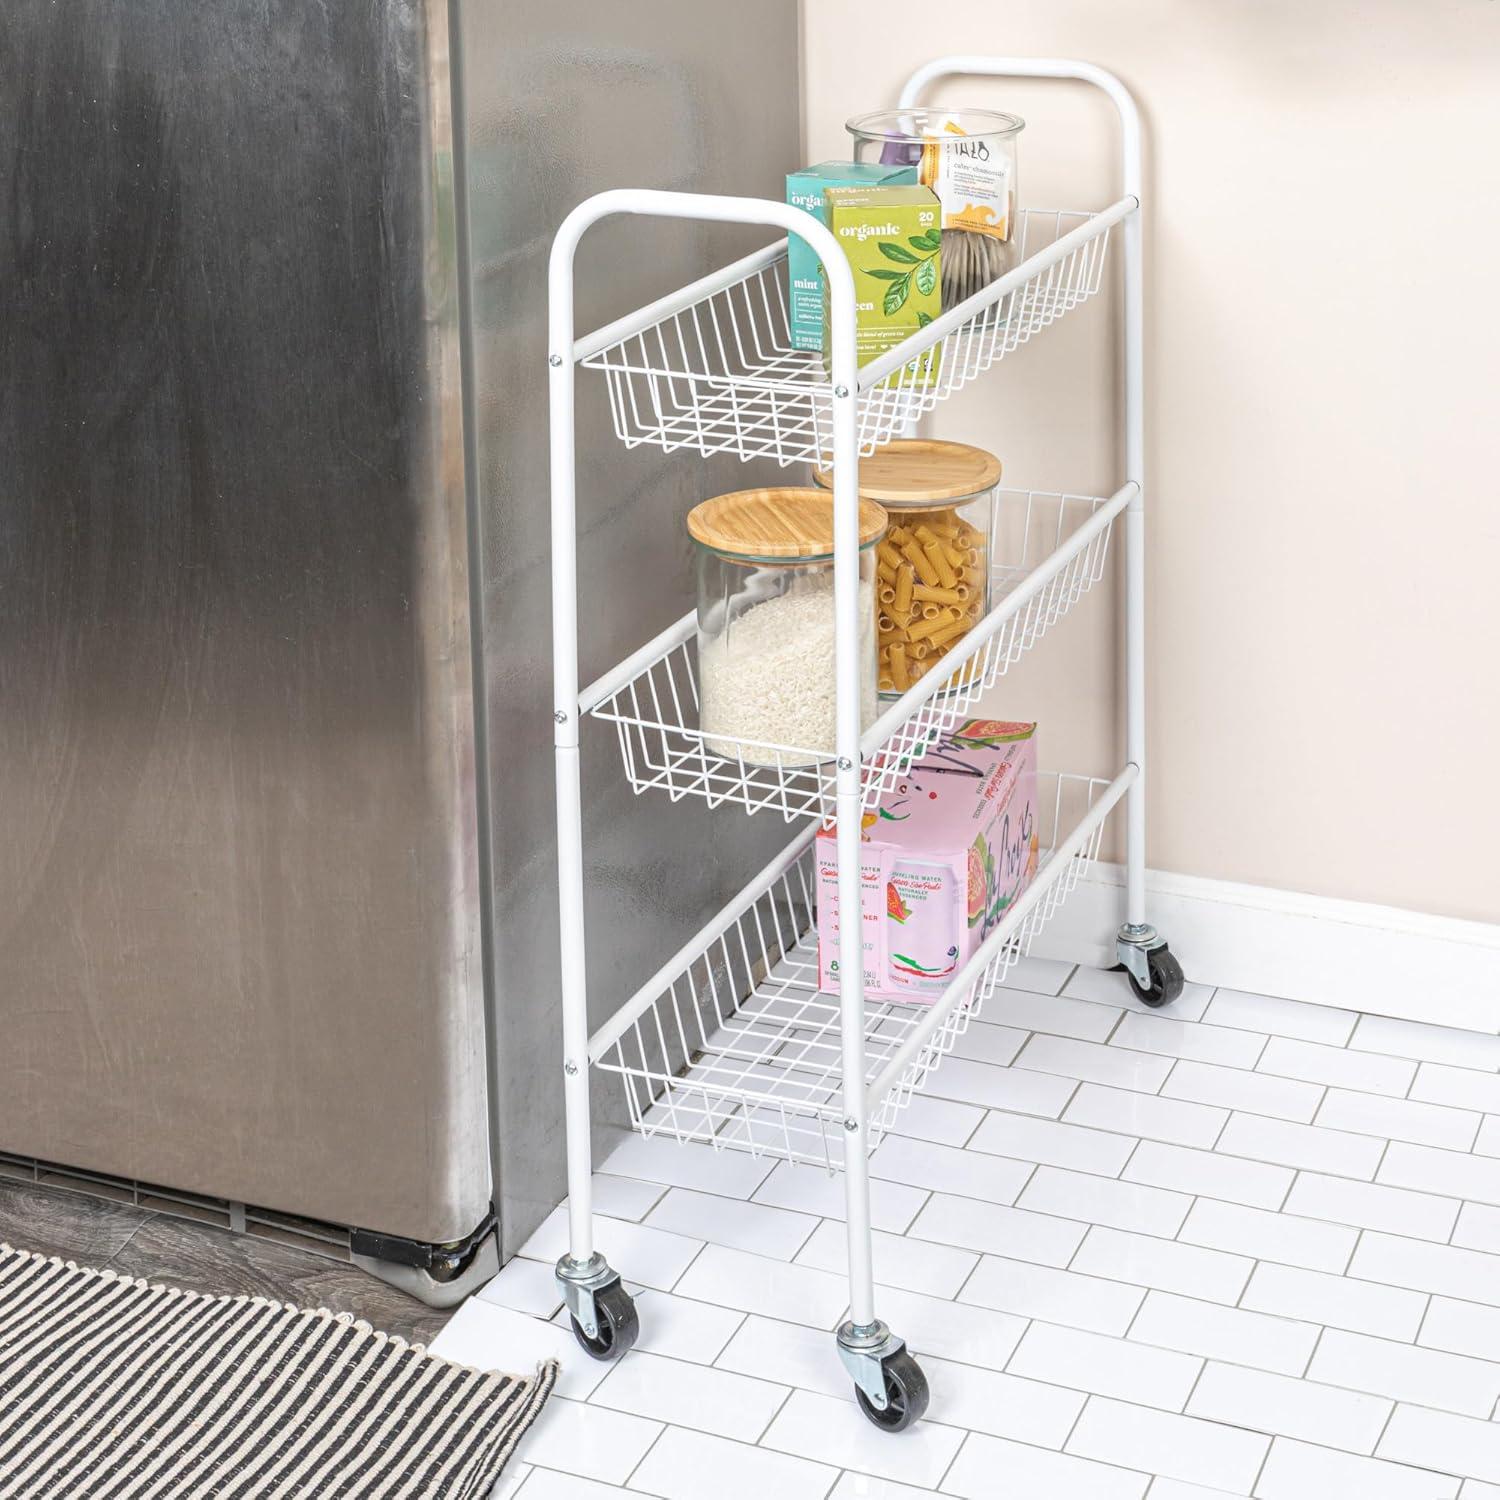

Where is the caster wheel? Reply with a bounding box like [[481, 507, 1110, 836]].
[[1127, 945, 1185, 1009], [855, 1349, 929, 1432], [569, 1279, 638, 1361]]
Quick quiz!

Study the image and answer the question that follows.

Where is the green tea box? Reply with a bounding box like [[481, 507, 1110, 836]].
[[785, 161, 916, 352], [823, 184, 942, 389]]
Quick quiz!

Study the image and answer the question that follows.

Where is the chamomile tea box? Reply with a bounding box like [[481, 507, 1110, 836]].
[[816, 721, 1038, 1004], [823, 183, 942, 389], [785, 161, 916, 353]]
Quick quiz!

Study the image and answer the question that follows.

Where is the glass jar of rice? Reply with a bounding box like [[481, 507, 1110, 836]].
[[812, 440, 999, 698], [688, 487, 888, 767]]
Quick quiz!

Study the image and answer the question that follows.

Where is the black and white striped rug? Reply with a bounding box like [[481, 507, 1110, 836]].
[[0, 1241, 556, 1498]]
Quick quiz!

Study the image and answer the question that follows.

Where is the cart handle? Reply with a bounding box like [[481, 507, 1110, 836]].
[[898, 55, 1142, 202]]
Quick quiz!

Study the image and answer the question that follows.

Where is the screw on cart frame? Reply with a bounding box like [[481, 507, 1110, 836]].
[[541, 56, 1175, 1426]]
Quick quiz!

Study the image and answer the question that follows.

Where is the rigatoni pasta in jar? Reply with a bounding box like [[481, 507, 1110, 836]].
[[813, 440, 998, 698]]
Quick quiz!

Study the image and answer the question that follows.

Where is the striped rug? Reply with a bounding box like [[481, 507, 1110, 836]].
[[0, 1241, 556, 1498]]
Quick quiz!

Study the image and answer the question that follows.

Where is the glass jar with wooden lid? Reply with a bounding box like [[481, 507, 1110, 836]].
[[813, 439, 999, 697], [686, 487, 888, 766]]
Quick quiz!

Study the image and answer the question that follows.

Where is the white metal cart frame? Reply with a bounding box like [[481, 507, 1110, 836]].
[[545, 56, 1182, 1428]]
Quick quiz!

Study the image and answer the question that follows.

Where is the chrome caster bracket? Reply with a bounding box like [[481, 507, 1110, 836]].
[[836, 1320, 905, 1411], [1116, 921, 1165, 988], [555, 1252, 616, 1341]]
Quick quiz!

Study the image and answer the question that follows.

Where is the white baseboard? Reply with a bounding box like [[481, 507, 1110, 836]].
[[1031, 863, 1500, 1034]]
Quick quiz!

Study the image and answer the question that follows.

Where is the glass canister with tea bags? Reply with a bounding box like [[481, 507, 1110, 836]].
[[846, 108, 1024, 304]]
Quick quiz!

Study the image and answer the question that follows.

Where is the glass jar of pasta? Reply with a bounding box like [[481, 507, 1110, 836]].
[[813, 440, 998, 698], [687, 487, 889, 766]]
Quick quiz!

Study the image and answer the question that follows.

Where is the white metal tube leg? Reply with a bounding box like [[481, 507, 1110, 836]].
[[824, 252, 878, 1336], [897, 53, 1156, 950], [1122, 149, 1148, 933], [548, 213, 597, 1271]]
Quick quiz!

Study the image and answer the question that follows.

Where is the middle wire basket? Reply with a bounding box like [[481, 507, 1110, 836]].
[[587, 484, 1126, 821]]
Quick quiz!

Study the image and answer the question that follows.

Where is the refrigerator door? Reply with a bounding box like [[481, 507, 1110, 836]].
[[0, 3, 487, 1244], [456, 1, 804, 1252]]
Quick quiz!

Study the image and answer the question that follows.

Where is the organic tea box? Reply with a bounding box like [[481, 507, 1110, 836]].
[[823, 184, 942, 389], [816, 721, 1038, 1003], [785, 161, 916, 353]]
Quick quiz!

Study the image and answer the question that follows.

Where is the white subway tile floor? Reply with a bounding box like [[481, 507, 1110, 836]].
[[427, 966, 1500, 1498]]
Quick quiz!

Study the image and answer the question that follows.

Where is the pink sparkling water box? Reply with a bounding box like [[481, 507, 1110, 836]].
[[816, 721, 1039, 1003]]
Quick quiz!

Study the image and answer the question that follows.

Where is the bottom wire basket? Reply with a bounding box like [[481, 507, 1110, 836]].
[[594, 770, 1118, 1169]]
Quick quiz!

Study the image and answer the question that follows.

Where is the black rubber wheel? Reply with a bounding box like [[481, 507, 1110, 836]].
[[1126, 945, 1185, 1009], [855, 1350, 930, 1432], [569, 1280, 638, 1361]]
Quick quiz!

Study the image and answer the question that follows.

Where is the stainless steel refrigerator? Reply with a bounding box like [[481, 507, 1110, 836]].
[[0, 0, 800, 1300]]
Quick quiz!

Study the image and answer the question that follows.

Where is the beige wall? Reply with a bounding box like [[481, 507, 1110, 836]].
[[803, 0, 1500, 924]]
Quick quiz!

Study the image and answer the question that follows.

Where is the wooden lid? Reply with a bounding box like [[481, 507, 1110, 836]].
[[687, 487, 888, 559], [811, 439, 1002, 505]]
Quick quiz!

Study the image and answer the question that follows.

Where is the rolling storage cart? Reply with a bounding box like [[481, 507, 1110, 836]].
[[546, 56, 1183, 1428]]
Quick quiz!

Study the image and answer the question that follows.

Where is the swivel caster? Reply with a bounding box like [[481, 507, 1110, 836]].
[[838, 1321, 930, 1432], [1127, 943, 1185, 1009], [569, 1279, 638, 1360], [855, 1348, 930, 1432], [1116, 925, 1185, 1009], [557, 1255, 638, 1362]]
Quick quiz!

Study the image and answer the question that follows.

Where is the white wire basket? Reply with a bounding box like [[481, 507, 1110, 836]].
[[582, 207, 1117, 467], [592, 769, 1123, 1169], [586, 484, 1126, 821]]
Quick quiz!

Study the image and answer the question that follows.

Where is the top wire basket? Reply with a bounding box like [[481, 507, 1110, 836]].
[[580, 202, 1126, 468]]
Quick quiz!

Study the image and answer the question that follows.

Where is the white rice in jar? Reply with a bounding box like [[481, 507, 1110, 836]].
[[686, 487, 888, 768]]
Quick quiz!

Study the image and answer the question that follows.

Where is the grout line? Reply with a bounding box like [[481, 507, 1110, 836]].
[[1413, 1293, 1435, 1349], [953, 1108, 986, 1151], [1119, 1284, 1153, 1343], [1299, 1320, 1328, 1378], [1340, 1226, 1364, 1278], [1062, 1225, 1094, 1273], [1244, 1429, 1276, 1499], [1273, 1165, 1297, 1214], [931, 1427, 971, 1496], [1444, 1203, 1461, 1248], [1054, 1387, 1094, 1455], [1403, 1063, 1421, 1102], [751, 1377, 798, 1447], [616, 1416, 672, 1491], [1368, 1393, 1400, 1464], [1208, 1097, 1233, 1152], [666, 1237, 712, 1295], [898, 1186, 934, 1235], [1176, 1354, 1209, 1416], [1247, 1027, 1272, 1070]]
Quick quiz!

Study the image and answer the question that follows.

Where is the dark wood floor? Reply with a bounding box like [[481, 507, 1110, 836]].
[[0, 1177, 453, 1345]]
